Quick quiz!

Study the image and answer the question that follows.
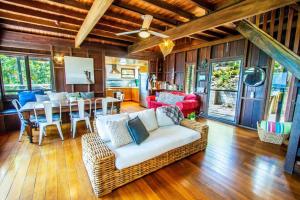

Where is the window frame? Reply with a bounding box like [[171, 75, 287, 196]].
[[0, 53, 55, 99]]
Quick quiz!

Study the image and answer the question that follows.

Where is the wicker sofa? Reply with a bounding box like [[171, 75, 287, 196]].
[[82, 119, 208, 197]]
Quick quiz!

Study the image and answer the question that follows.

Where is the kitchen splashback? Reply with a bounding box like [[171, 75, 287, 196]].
[[106, 79, 138, 87]]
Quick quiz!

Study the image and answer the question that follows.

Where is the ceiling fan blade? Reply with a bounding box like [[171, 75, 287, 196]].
[[148, 30, 169, 38], [141, 15, 153, 29], [115, 30, 140, 36]]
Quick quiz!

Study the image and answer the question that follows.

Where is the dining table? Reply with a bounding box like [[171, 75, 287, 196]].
[[20, 97, 121, 143]]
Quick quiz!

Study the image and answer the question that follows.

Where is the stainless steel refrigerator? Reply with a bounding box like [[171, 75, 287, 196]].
[[139, 73, 149, 107]]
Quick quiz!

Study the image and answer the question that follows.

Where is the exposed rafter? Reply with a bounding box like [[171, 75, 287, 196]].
[[0, 11, 137, 43], [75, 0, 113, 47], [113, 0, 178, 27], [190, 0, 214, 13], [128, 0, 297, 54], [237, 19, 300, 79], [142, 0, 195, 20]]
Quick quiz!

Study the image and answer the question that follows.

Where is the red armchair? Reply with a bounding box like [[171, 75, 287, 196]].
[[146, 91, 200, 117]]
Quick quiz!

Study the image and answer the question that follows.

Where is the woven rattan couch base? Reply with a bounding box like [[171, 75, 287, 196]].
[[82, 119, 208, 197]]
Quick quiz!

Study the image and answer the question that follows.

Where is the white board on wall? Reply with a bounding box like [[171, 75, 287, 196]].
[[64, 56, 94, 84]]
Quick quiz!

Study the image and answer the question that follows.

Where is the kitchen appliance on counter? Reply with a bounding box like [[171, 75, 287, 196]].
[[139, 73, 149, 107]]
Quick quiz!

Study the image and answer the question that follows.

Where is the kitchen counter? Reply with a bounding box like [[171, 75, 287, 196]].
[[107, 86, 139, 89], [106, 87, 139, 102]]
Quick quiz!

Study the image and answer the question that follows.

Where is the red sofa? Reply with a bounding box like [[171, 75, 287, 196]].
[[146, 91, 200, 117]]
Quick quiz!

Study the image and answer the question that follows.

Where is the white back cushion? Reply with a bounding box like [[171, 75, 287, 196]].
[[106, 118, 132, 148], [157, 92, 184, 105], [129, 109, 158, 132], [156, 107, 175, 127], [95, 113, 129, 141], [48, 92, 68, 103]]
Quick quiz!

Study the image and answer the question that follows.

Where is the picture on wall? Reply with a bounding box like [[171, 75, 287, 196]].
[[64, 56, 94, 84]]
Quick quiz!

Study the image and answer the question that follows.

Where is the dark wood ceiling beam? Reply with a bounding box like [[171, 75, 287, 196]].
[[1, 0, 85, 20], [0, 30, 129, 52], [111, 1, 177, 27], [189, 34, 212, 41], [129, 0, 297, 53], [0, 2, 144, 41], [202, 30, 227, 38], [0, 19, 131, 47], [100, 18, 140, 31], [142, 0, 195, 20], [190, 0, 214, 13], [215, 26, 239, 35], [214, 0, 243, 11], [1, 1, 129, 33], [237, 19, 300, 79], [0, 11, 137, 42], [1, 0, 165, 32], [75, 0, 113, 47], [46, 0, 171, 29], [104, 10, 165, 31]]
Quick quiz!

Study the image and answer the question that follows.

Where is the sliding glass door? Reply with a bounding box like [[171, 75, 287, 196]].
[[207, 59, 242, 122]]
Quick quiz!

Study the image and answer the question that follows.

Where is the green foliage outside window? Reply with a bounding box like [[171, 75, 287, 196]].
[[29, 58, 52, 90], [211, 60, 241, 91], [0, 54, 52, 95]]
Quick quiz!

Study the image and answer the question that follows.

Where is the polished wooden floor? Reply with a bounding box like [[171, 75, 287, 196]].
[[0, 102, 300, 200]]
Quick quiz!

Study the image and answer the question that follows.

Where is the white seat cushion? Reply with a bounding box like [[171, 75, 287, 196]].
[[129, 109, 158, 132], [106, 125, 200, 169]]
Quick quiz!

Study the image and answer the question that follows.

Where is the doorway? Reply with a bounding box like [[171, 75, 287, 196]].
[[207, 58, 242, 122]]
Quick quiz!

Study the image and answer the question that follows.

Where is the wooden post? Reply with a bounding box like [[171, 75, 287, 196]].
[[236, 20, 300, 80], [284, 94, 300, 174], [236, 19, 300, 174]]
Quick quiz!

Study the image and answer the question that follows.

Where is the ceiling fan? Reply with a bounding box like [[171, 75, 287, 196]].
[[115, 15, 169, 39]]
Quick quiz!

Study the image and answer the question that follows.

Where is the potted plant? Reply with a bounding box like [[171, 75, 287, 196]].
[[187, 112, 196, 120]]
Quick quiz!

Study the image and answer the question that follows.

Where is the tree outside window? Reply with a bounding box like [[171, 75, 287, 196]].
[[0, 54, 53, 96]]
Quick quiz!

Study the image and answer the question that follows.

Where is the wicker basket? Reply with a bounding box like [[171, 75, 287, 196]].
[[257, 122, 289, 145]]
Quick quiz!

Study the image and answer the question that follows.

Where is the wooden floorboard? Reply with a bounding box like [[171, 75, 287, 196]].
[[0, 102, 300, 200]]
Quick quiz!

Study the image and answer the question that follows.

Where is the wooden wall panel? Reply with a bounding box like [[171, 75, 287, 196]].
[[167, 54, 175, 73], [239, 43, 271, 128], [186, 49, 197, 63], [175, 52, 186, 72], [54, 68, 65, 92]]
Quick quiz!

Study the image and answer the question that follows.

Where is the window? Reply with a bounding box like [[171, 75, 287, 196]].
[[267, 61, 292, 122], [207, 59, 242, 122], [0, 54, 53, 95], [0, 55, 28, 95], [121, 68, 135, 79], [29, 57, 52, 90]]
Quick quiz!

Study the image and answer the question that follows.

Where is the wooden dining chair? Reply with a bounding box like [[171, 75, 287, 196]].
[[70, 99, 92, 138], [34, 101, 64, 145]]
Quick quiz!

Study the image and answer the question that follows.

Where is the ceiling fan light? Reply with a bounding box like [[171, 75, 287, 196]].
[[138, 31, 150, 38]]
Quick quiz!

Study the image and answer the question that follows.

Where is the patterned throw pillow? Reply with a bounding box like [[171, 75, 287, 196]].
[[95, 113, 129, 142], [106, 117, 133, 148]]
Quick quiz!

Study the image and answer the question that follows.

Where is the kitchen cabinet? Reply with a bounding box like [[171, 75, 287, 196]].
[[106, 87, 139, 102], [131, 88, 139, 102]]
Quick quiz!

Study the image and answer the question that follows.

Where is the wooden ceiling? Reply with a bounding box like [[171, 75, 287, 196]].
[[0, 0, 298, 53], [0, 0, 242, 49]]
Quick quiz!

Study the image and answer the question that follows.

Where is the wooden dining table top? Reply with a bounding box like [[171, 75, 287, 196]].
[[20, 97, 121, 112]]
